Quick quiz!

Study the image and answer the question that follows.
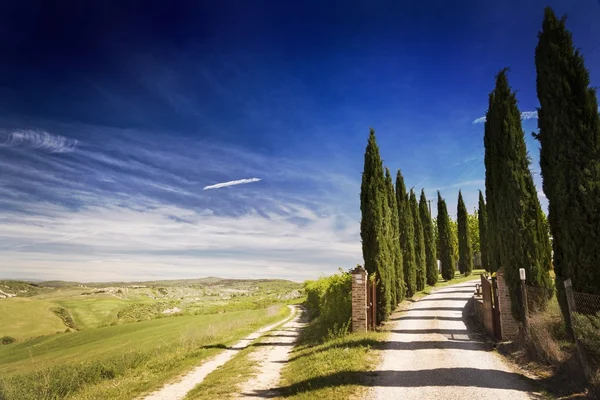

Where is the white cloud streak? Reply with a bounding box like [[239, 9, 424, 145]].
[[1, 130, 78, 153], [203, 178, 262, 190], [472, 111, 538, 124]]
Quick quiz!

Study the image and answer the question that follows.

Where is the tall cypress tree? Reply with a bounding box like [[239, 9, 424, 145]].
[[535, 8, 600, 321], [420, 189, 438, 286], [396, 170, 417, 297], [360, 128, 391, 322], [410, 190, 426, 291], [437, 191, 455, 281], [483, 70, 553, 321], [385, 168, 404, 305], [478, 190, 490, 272], [457, 190, 474, 277]]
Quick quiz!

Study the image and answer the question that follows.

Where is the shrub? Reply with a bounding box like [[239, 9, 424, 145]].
[[302, 270, 352, 343], [572, 312, 600, 364], [521, 297, 566, 366], [1, 336, 16, 345]]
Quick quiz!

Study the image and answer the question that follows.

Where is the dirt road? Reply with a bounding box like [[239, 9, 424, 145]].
[[237, 307, 305, 398], [371, 281, 542, 400], [143, 306, 297, 400]]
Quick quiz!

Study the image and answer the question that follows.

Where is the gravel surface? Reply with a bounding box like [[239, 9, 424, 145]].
[[142, 305, 296, 400], [371, 281, 543, 400], [237, 306, 304, 398]]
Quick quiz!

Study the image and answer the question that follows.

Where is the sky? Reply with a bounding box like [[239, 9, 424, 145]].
[[1, 0, 599, 282]]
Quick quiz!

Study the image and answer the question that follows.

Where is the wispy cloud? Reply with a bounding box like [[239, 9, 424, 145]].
[[521, 111, 538, 120], [0, 125, 361, 282], [472, 111, 538, 124], [203, 178, 262, 190], [1, 129, 78, 153]]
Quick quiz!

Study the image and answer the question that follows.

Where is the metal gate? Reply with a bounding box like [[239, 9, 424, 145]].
[[367, 279, 376, 330], [481, 274, 501, 340]]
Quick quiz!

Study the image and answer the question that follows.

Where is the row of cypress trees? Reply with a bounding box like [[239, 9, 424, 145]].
[[534, 8, 600, 323], [360, 129, 439, 322], [479, 7, 600, 322]]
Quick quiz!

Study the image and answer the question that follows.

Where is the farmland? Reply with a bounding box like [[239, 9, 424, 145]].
[[0, 278, 301, 399]]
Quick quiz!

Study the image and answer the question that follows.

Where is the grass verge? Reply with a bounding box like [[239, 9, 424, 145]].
[[274, 331, 384, 399]]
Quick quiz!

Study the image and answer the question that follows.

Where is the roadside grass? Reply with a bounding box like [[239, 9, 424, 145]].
[[0, 305, 290, 400], [274, 331, 384, 399], [184, 308, 297, 399]]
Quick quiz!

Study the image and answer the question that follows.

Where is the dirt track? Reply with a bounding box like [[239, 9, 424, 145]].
[[142, 306, 297, 400], [370, 281, 543, 400]]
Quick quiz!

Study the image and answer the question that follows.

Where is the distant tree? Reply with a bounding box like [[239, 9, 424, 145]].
[[419, 189, 438, 286], [385, 168, 404, 305], [360, 128, 391, 322], [457, 191, 474, 277], [468, 211, 480, 255], [448, 218, 459, 264], [535, 7, 600, 322], [484, 70, 553, 321], [437, 192, 455, 281], [478, 190, 490, 271], [410, 190, 426, 291], [396, 170, 417, 297]]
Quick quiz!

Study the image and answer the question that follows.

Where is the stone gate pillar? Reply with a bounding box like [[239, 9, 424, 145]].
[[351, 266, 368, 333], [496, 268, 519, 340]]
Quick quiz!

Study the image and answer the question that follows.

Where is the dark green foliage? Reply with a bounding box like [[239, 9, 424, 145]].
[[420, 189, 438, 286], [360, 129, 392, 322], [457, 191, 474, 277], [396, 170, 417, 297], [478, 191, 490, 271], [1, 336, 16, 345], [437, 192, 455, 281], [483, 69, 553, 321], [535, 8, 600, 323], [410, 190, 426, 290], [385, 168, 405, 303]]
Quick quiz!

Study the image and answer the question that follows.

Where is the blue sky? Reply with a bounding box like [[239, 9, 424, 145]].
[[1, 0, 599, 282]]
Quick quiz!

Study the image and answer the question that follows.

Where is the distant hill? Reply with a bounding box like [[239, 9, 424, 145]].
[[0, 280, 44, 297], [2, 277, 299, 289]]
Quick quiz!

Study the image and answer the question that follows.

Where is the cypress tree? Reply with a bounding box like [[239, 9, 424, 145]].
[[396, 170, 417, 297], [420, 189, 438, 286], [457, 190, 474, 277], [385, 168, 404, 305], [535, 7, 600, 320], [360, 128, 391, 322], [483, 70, 553, 321], [437, 191, 455, 281], [478, 190, 490, 271], [410, 190, 426, 291]]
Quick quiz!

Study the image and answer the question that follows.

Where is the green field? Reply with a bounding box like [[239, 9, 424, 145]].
[[0, 277, 301, 400], [0, 298, 68, 340], [0, 305, 291, 399]]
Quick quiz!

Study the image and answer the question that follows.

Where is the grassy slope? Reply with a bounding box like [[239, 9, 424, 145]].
[[0, 298, 67, 340], [0, 305, 291, 400]]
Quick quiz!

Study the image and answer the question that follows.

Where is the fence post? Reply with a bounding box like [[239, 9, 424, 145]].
[[519, 268, 529, 333], [564, 279, 592, 382]]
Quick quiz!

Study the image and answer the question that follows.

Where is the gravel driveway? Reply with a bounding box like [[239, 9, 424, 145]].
[[370, 280, 543, 400]]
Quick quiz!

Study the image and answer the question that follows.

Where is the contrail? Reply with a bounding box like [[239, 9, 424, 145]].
[[203, 178, 261, 190]]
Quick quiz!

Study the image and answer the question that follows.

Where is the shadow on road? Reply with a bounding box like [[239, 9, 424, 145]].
[[244, 368, 539, 398]]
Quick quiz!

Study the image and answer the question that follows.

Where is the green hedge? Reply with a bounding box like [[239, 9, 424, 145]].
[[302, 270, 352, 343]]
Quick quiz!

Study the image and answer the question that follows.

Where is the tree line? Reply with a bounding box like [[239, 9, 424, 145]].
[[361, 7, 600, 324]]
